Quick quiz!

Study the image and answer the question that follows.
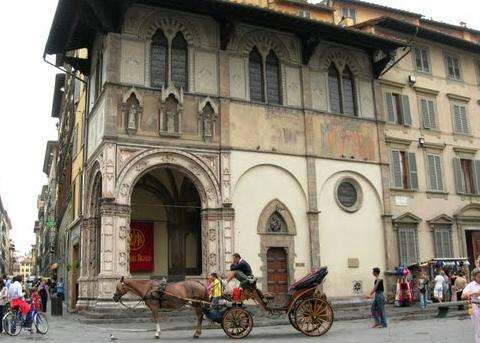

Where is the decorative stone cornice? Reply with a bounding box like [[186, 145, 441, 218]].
[[100, 199, 131, 215], [413, 86, 439, 96], [423, 142, 446, 150], [385, 136, 412, 146], [379, 79, 406, 89], [447, 93, 470, 102], [453, 146, 478, 154]]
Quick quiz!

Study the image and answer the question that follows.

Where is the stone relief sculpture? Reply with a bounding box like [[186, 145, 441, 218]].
[[121, 88, 144, 135], [198, 97, 218, 141], [160, 84, 183, 137]]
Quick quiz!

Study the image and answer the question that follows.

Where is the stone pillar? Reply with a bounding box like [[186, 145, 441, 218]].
[[306, 157, 321, 268], [201, 209, 223, 276], [221, 207, 235, 273], [95, 200, 131, 307], [77, 218, 96, 309]]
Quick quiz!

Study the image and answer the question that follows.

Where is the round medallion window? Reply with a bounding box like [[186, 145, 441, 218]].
[[335, 178, 362, 212]]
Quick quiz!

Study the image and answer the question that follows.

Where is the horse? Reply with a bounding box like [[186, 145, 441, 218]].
[[113, 277, 209, 339]]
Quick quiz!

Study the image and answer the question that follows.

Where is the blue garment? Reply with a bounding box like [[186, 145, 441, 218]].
[[419, 292, 428, 309], [230, 259, 252, 276], [371, 292, 387, 327]]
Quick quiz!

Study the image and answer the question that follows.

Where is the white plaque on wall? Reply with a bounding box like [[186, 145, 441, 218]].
[[395, 196, 408, 206]]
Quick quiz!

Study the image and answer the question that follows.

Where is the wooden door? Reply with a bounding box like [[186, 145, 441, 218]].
[[267, 248, 288, 303], [472, 232, 480, 262], [71, 244, 80, 309]]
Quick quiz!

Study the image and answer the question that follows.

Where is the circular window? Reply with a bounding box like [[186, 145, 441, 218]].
[[335, 178, 362, 212]]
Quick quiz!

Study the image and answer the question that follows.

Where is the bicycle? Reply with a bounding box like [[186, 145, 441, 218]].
[[2, 307, 48, 336]]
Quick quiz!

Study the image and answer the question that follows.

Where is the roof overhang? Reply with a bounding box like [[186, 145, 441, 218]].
[[356, 17, 480, 54], [45, 0, 405, 71], [43, 141, 58, 175]]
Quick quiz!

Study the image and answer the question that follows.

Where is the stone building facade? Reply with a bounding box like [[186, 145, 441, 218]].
[[328, 0, 480, 284], [45, 0, 404, 307]]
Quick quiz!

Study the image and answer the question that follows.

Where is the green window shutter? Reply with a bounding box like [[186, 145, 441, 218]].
[[386, 92, 395, 122], [421, 99, 430, 128], [453, 157, 465, 194], [391, 150, 403, 188], [474, 160, 480, 195], [460, 106, 469, 134], [427, 100, 437, 129], [427, 154, 437, 190], [401, 95, 412, 126], [407, 152, 418, 190], [434, 155, 444, 191]]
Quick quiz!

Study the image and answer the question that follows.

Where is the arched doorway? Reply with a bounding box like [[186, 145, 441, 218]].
[[130, 167, 202, 279]]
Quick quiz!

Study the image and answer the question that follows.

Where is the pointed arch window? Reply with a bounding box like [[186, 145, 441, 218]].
[[266, 50, 282, 105], [342, 66, 357, 116], [249, 47, 264, 102], [150, 30, 168, 88], [328, 64, 342, 113], [328, 63, 357, 116], [171, 32, 188, 91]]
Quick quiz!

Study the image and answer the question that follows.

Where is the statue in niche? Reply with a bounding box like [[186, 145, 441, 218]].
[[127, 103, 137, 130], [198, 98, 218, 142], [122, 91, 142, 134], [164, 94, 179, 133]]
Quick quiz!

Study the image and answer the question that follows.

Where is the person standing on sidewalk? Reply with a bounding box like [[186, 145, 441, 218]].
[[56, 278, 65, 301], [462, 270, 480, 343], [0, 280, 8, 333], [366, 267, 387, 328], [434, 271, 445, 303], [417, 271, 429, 309]]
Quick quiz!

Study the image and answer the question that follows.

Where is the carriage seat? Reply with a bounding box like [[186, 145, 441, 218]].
[[288, 267, 328, 292]]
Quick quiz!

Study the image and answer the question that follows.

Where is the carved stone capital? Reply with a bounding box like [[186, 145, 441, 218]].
[[100, 199, 131, 215]]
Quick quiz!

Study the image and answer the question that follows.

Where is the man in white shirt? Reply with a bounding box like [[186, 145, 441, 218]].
[[8, 276, 30, 317]]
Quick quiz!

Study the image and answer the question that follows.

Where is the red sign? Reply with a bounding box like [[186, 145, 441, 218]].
[[130, 221, 154, 273]]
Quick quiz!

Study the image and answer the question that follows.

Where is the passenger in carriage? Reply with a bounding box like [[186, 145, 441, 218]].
[[208, 272, 223, 307], [226, 253, 255, 289]]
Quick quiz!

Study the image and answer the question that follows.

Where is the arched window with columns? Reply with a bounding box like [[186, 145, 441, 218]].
[[328, 63, 342, 113], [249, 47, 264, 102], [266, 50, 282, 105], [171, 32, 188, 91], [150, 29, 168, 88]]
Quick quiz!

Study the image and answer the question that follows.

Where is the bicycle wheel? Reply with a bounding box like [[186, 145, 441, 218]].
[[3, 311, 22, 336], [34, 312, 49, 334]]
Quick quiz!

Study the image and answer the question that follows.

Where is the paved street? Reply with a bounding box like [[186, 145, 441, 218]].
[[0, 315, 475, 342]]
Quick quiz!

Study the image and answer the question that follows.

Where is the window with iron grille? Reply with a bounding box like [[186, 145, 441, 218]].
[[433, 226, 453, 258], [390, 150, 418, 190], [150, 30, 168, 88], [248, 48, 282, 105], [452, 104, 469, 134], [249, 48, 264, 102], [266, 50, 281, 105], [426, 154, 444, 192], [414, 47, 430, 73], [398, 226, 419, 266], [445, 54, 461, 80]]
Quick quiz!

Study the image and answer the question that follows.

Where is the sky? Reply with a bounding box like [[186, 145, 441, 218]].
[[0, 0, 479, 255]]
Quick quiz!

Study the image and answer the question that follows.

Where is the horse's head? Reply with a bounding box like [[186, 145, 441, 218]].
[[113, 276, 128, 303]]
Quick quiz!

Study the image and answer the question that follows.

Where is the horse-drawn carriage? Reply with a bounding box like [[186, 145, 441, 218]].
[[113, 267, 334, 339], [215, 266, 333, 339]]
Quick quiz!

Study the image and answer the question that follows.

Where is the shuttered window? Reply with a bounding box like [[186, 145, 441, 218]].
[[433, 227, 453, 258], [151, 30, 168, 88], [452, 104, 469, 134], [398, 226, 419, 266], [391, 150, 418, 190], [171, 33, 188, 91], [328, 64, 342, 113], [386, 92, 411, 125], [266, 50, 281, 105], [420, 99, 437, 129], [342, 67, 356, 116], [453, 158, 480, 195], [414, 47, 430, 73], [427, 154, 444, 191], [249, 48, 264, 102], [446, 54, 461, 80]]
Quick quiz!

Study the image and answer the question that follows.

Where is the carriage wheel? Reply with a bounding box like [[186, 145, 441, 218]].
[[222, 307, 254, 339], [294, 298, 334, 337], [288, 300, 302, 331]]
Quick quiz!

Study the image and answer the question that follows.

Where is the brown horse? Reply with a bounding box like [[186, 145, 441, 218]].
[[113, 277, 209, 339]]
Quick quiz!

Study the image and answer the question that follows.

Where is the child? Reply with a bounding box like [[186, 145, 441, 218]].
[[208, 272, 222, 307]]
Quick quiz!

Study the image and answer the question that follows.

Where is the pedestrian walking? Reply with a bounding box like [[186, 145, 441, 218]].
[[56, 278, 65, 301], [0, 279, 8, 333], [434, 270, 445, 303], [442, 269, 451, 301], [454, 273, 467, 310], [462, 270, 480, 343], [417, 270, 429, 309], [366, 267, 387, 328], [38, 280, 49, 313]]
